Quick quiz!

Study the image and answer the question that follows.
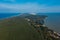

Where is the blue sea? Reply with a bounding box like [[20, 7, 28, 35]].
[[0, 13, 60, 33], [0, 13, 20, 19]]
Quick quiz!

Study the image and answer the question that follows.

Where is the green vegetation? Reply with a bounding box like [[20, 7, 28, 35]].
[[0, 14, 60, 40], [0, 17, 41, 40]]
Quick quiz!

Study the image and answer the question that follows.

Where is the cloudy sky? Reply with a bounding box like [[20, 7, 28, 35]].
[[0, 0, 60, 13]]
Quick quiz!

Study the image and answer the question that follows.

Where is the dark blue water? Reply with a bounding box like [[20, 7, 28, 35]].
[[0, 13, 20, 19], [0, 13, 60, 32]]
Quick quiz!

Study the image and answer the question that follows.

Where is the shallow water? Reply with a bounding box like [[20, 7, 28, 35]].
[[39, 13, 60, 33]]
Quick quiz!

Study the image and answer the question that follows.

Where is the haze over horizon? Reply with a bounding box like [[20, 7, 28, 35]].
[[0, 0, 60, 13]]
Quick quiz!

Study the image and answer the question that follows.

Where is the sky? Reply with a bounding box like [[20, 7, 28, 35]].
[[0, 0, 60, 13]]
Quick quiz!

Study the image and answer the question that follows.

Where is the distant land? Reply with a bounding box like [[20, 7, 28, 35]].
[[0, 13, 60, 33]]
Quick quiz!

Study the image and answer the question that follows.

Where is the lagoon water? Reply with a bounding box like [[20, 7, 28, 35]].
[[0, 13, 60, 33]]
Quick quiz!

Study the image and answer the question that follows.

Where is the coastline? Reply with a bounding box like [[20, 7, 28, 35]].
[[0, 13, 21, 20]]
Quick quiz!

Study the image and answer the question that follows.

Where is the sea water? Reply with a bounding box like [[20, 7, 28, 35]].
[[39, 13, 60, 33], [0, 13, 20, 19]]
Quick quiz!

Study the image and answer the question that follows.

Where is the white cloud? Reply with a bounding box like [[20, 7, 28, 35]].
[[0, 3, 60, 13], [29, 13, 37, 15]]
